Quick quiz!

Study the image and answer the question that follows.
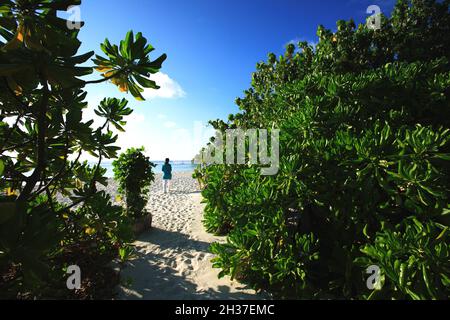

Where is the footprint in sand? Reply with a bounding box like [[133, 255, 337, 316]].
[[117, 173, 265, 300]]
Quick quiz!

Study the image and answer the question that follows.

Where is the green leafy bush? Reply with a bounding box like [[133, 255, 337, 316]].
[[198, 0, 450, 299], [0, 0, 165, 298], [357, 218, 449, 300], [113, 147, 156, 220]]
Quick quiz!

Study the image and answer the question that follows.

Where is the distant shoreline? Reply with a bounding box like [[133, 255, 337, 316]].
[[96, 161, 196, 178]]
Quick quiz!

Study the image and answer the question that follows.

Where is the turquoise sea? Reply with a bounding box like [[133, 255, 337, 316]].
[[99, 160, 197, 178]]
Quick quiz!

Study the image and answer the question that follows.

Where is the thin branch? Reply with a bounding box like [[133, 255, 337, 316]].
[[84, 68, 128, 85], [29, 90, 110, 203], [53, 153, 103, 215], [1, 138, 35, 153], [32, 149, 82, 198], [46, 187, 56, 214], [0, 79, 27, 153], [90, 152, 103, 191], [17, 75, 50, 202], [0, 114, 22, 153], [55, 195, 88, 214], [49, 132, 71, 198], [63, 68, 129, 91]]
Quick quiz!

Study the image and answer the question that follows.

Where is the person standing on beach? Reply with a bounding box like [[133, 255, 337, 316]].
[[162, 158, 172, 193]]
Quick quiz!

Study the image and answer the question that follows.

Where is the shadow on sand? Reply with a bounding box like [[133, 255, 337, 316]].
[[168, 190, 202, 195], [138, 227, 211, 253], [118, 228, 264, 300]]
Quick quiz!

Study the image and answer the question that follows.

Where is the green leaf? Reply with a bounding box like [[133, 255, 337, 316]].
[[399, 263, 407, 289], [134, 74, 158, 89], [436, 227, 448, 241], [422, 265, 436, 299], [145, 54, 167, 71], [65, 51, 95, 64], [42, 0, 81, 11], [0, 3, 12, 14], [128, 83, 145, 101], [433, 153, 450, 161], [0, 159, 4, 177], [121, 31, 133, 59], [441, 273, 450, 287], [363, 224, 370, 239]]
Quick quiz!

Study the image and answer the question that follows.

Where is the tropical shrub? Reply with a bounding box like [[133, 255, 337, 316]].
[[113, 147, 156, 220], [0, 0, 165, 298], [198, 0, 450, 299]]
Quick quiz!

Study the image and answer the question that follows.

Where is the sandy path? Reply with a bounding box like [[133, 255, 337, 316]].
[[116, 173, 267, 300]]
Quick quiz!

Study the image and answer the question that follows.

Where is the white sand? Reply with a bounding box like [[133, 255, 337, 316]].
[[115, 172, 269, 300]]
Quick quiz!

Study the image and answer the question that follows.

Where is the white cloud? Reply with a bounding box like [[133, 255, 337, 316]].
[[128, 113, 145, 124], [157, 113, 167, 119], [163, 121, 177, 129], [143, 72, 186, 100]]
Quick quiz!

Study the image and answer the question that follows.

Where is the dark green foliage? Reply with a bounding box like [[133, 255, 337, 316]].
[[0, 195, 60, 296], [0, 0, 165, 298], [113, 147, 156, 220], [198, 0, 450, 299], [357, 218, 449, 300]]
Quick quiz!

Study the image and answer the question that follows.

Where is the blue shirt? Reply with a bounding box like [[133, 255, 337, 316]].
[[162, 163, 172, 180]]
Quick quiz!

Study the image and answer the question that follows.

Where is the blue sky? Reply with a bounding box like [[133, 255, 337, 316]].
[[72, 0, 397, 160]]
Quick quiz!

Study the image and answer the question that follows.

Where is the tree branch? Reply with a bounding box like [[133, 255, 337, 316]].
[[64, 68, 129, 91], [0, 79, 28, 153], [17, 76, 50, 202], [53, 153, 103, 215], [1, 138, 35, 153], [0, 114, 23, 153], [32, 149, 82, 199]]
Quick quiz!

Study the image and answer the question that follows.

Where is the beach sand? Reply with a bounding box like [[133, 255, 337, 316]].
[[113, 172, 268, 300]]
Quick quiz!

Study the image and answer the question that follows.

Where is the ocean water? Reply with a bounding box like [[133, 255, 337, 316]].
[[99, 161, 197, 178]]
